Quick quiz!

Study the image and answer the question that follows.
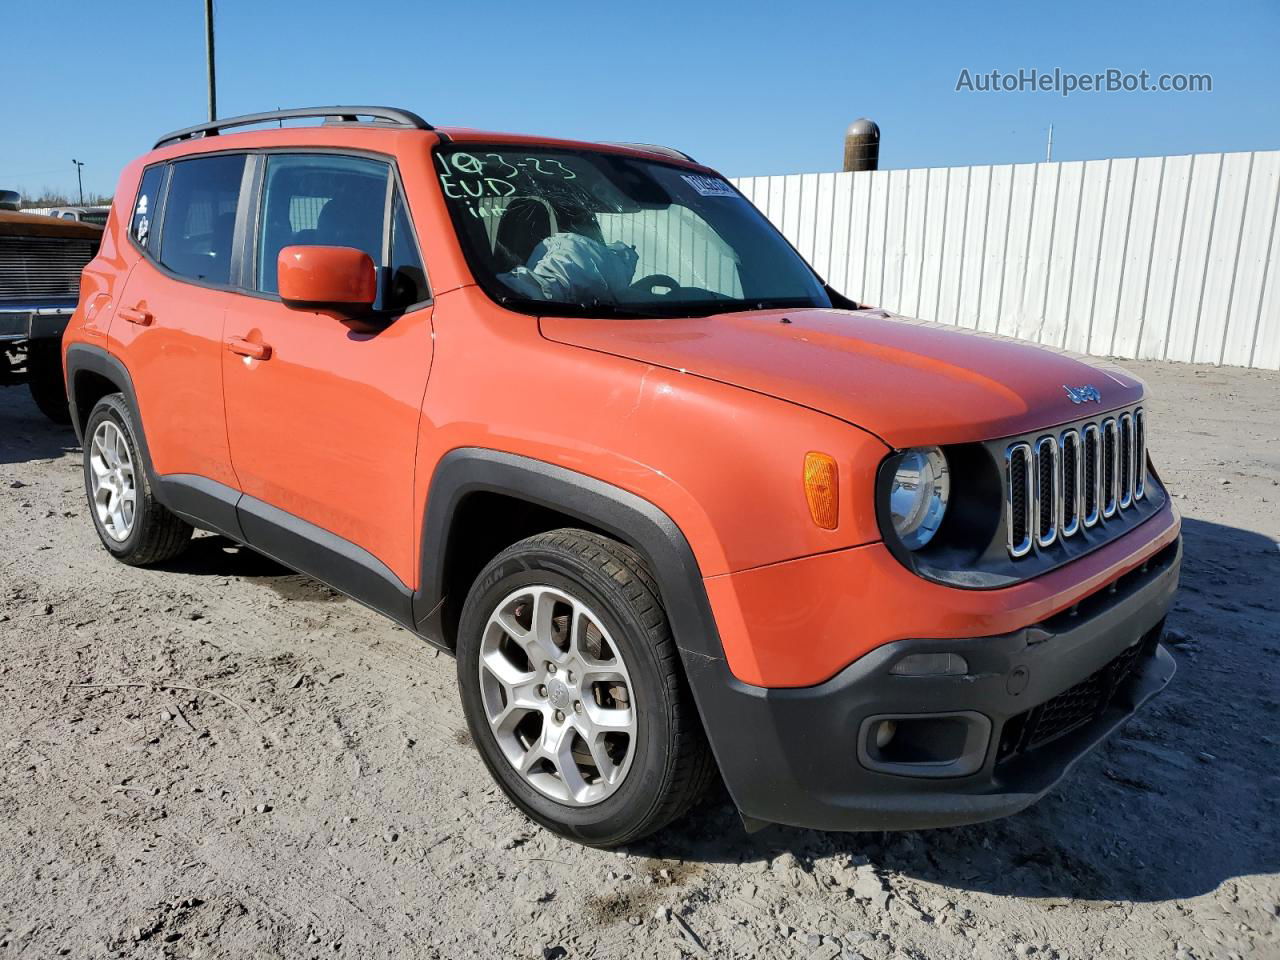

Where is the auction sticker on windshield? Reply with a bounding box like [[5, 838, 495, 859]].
[[681, 174, 737, 197]]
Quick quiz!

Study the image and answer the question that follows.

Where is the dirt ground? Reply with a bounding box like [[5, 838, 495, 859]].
[[1, 359, 1277, 960]]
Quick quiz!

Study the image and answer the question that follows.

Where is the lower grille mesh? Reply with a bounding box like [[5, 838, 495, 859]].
[[998, 626, 1158, 762]]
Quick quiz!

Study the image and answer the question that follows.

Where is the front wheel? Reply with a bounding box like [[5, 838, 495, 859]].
[[456, 529, 714, 846]]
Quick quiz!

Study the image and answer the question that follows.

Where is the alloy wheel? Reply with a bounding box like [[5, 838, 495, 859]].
[[478, 585, 638, 806], [88, 420, 136, 542]]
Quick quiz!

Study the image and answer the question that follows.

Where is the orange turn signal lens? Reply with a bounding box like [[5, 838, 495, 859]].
[[803, 452, 839, 530]]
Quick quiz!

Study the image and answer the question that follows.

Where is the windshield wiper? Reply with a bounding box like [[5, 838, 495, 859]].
[[497, 295, 691, 320], [498, 294, 824, 321]]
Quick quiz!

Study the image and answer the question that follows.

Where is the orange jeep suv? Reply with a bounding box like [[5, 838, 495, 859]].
[[62, 106, 1181, 846]]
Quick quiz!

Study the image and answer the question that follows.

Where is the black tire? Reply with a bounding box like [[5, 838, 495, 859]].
[[26, 339, 71, 424], [457, 529, 715, 847], [83, 393, 192, 566]]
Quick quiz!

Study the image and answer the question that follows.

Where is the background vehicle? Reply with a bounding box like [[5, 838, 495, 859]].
[[62, 107, 1181, 846], [1, 190, 101, 422], [45, 206, 112, 226]]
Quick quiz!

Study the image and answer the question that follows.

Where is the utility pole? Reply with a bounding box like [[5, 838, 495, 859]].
[[71, 159, 85, 205], [1046, 123, 1054, 163], [204, 0, 217, 121]]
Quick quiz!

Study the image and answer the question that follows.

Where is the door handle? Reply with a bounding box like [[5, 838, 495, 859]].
[[118, 306, 153, 326], [225, 337, 272, 361]]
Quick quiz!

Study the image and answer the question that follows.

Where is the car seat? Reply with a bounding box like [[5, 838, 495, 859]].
[[495, 198, 555, 271]]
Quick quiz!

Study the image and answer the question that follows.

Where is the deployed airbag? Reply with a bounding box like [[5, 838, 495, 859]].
[[499, 232, 638, 303]]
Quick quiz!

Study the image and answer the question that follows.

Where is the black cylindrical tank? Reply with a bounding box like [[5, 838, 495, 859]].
[[843, 119, 880, 172]]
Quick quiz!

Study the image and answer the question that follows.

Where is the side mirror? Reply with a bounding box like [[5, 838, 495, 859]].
[[278, 245, 377, 315]]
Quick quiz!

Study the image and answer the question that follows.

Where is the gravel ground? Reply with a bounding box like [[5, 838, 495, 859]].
[[1, 359, 1277, 960]]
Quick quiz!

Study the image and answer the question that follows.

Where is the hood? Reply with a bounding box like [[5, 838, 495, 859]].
[[539, 308, 1145, 448], [0, 210, 103, 241]]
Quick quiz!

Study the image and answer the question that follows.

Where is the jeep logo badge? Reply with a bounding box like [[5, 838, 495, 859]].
[[1063, 384, 1102, 404]]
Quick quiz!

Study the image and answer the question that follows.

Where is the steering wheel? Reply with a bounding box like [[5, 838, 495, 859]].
[[630, 274, 683, 296]]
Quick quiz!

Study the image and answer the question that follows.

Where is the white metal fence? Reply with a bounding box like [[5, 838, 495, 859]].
[[732, 150, 1280, 370]]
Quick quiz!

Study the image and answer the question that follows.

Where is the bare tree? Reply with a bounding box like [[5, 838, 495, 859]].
[[17, 187, 110, 208]]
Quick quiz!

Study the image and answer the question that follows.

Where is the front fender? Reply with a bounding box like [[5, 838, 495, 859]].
[[413, 447, 761, 811]]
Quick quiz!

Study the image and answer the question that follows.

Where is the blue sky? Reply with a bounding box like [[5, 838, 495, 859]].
[[3, 0, 1277, 200]]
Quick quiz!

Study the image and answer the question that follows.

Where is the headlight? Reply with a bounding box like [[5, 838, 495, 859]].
[[889, 447, 950, 550]]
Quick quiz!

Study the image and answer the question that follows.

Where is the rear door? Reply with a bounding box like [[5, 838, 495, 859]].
[[221, 152, 434, 614], [113, 153, 248, 497]]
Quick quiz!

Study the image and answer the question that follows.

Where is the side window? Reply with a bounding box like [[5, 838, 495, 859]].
[[256, 154, 388, 296], [157, 154, 246, 285], [387, 189, 428, 311]]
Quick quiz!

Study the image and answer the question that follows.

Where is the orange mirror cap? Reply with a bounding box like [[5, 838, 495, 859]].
[[278, 245, 377, 308], [803, 452, 839, 530]]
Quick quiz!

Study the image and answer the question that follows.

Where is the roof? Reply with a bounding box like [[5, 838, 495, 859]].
[[146, 106, 707, 171]]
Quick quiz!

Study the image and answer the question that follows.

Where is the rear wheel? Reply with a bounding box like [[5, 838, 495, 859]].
[[26, 339, 71, 424], [83, 393, 192, 566], [456, 529, 714, 846]]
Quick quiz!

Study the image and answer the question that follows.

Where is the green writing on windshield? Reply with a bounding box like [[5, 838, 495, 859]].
[[436, 151, 576, 201]]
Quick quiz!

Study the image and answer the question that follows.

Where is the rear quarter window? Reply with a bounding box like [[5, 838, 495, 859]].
[[131, 165, 166, 248]]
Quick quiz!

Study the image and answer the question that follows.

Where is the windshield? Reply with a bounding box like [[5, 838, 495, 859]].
[[435, 145, 830, 317]]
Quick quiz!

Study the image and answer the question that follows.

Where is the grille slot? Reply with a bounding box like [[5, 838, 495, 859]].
[[1033, 436, 1058, 547], [1006, 443, 1033, 558], [1060, 430, 1081, 537], [1004, 407, 1147, 558], [1118, 413, 1134, 508], [0, 236, 96, 301], [1134, 408, 1146, 500], [1082, 424, 1101, 527], [1102, 418, 1118, 518]]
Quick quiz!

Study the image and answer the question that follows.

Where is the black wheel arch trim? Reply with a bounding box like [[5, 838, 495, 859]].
[[414, 448, 725, 661], [65, 343, 149, 455], [414, 448, 751, 801]]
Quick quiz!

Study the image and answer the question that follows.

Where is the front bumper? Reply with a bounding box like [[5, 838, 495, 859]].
[[700, 536, 1180, 832]]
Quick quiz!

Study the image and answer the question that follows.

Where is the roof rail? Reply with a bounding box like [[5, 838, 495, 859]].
[[154, 106, 433, 149], [602, 142, 697, 164]]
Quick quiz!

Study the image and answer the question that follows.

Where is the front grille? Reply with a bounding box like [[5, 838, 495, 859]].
[[998, 634, 1152, 760], [1005, 407, 1145, 557], [0, 236, 96, 301]]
